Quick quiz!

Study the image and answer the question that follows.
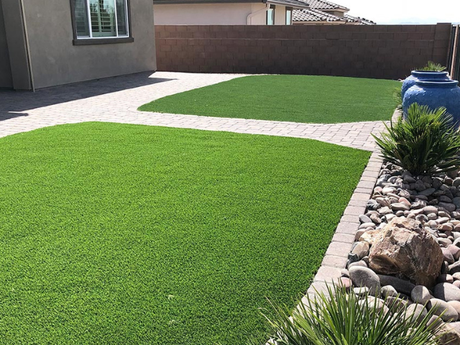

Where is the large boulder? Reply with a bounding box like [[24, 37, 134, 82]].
[[368, 217, 443, 287]]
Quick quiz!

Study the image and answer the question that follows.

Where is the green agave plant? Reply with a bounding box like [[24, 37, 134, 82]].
[[254, 285, 444, 345], [373, 103, 460, 176], [417, 61, 447, 72]]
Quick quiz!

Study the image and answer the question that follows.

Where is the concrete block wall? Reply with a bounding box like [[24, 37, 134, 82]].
[[155, 23, 452, 79]]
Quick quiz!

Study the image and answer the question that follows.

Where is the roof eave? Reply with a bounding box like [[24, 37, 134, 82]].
[[153, 0, 309, 7], [267, 0, 309, 9]]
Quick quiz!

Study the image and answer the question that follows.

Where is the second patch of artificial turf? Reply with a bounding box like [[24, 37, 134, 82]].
[[0, 123, 370, 344], [139, 75, 400, 123]]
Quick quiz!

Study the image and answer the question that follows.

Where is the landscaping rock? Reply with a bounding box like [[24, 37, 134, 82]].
[[381, 285, 398, 298], [449, 245, 460, 260], [438, 274, 455, 284], [359, 215, 372, 224], [385, 296, 409, 313], [378, 275, 415, 295], [450, 262, 460, 275], [358, 229, 382, 245], [348, 260, 368, 269], [447, 321, 460, 335], [449, 301, 460, 319], [347, 253, 360, 265], [339, 277, 352, 290], [369, 213, 381, 224], [391, 203, 410, 211], [441, 223, 455, 232], [353, 287, 369, 297], [411, 285, 433, 305], [349, 266, 380, 295], [420, 188, 436, 196], [351, 242, 370, 260], [358, 297, 389, 314], [427, 298, 458, 322], [437, 322, 460, 345], [367, 199, 379, 210], [424, 206, 438, 215], [378, 206, 393, 215], [443, 248, 456, 264], [440, 238, 454, 247], [368, 218, 443, 287], [440, 202, 457, 213], [434, 283, 460, 302], [358, 222, 375, 229], [404, 304, 427, 323]]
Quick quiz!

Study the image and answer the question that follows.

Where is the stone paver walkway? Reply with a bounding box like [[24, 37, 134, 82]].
[[1, 70, 391, 313], [0, 71, 385, 151]]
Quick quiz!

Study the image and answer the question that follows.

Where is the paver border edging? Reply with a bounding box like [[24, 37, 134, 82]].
[[305, 108, 401, 297]]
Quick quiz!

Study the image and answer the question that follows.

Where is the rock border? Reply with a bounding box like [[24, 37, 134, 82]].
[[306, 109, 400, 297]]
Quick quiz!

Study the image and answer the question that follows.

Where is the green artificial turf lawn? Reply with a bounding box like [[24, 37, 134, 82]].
[[0, 123, 370, 344], [139, 75, 400, 124]]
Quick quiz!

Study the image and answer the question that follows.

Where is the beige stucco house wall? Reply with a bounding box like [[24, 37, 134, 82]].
[[154, 2, 305, 25], [155, 3, 266, 25]]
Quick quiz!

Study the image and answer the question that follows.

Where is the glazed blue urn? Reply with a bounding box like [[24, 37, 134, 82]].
[[401, 71, 450, 98], [403, 80, 460, 128]]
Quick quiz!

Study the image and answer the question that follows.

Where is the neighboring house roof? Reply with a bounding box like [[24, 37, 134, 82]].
[[293, 8, 345, 22], [299, 0, 348, 11], [152, 0, 309, 8], [293, 8, 375, 24], [344, 14, 376, 25]]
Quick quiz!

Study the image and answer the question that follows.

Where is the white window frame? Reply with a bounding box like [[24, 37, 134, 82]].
[[77, 0, 130, 39]]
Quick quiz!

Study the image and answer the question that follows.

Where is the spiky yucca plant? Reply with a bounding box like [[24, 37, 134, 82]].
[[256, 285, 443, 345], [417, 61, 447, 72], [373, 103, 460, 176]]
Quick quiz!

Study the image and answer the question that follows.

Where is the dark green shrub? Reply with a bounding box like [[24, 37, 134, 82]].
[[373, 103, 460, 176], [255, 285, 443, 345]]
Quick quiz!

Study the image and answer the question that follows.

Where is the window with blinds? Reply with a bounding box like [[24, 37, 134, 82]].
[[74, 0, 129, 39]]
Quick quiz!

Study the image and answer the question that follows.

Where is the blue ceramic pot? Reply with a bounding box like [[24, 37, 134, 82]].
[[403, 80, 460, 128], [401, 71, 450, 98]]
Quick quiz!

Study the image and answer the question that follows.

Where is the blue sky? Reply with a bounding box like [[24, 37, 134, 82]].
[[340, 0, 460, 24]]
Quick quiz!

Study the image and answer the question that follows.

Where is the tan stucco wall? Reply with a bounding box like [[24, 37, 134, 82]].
[[21, 0, 156, 89], [154, 3, 267, 25], [274, 5, 288, 25], [154, 3, 290, 25]]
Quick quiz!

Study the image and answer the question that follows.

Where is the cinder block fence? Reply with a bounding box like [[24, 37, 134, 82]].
[[155, 23, 453, 80]]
